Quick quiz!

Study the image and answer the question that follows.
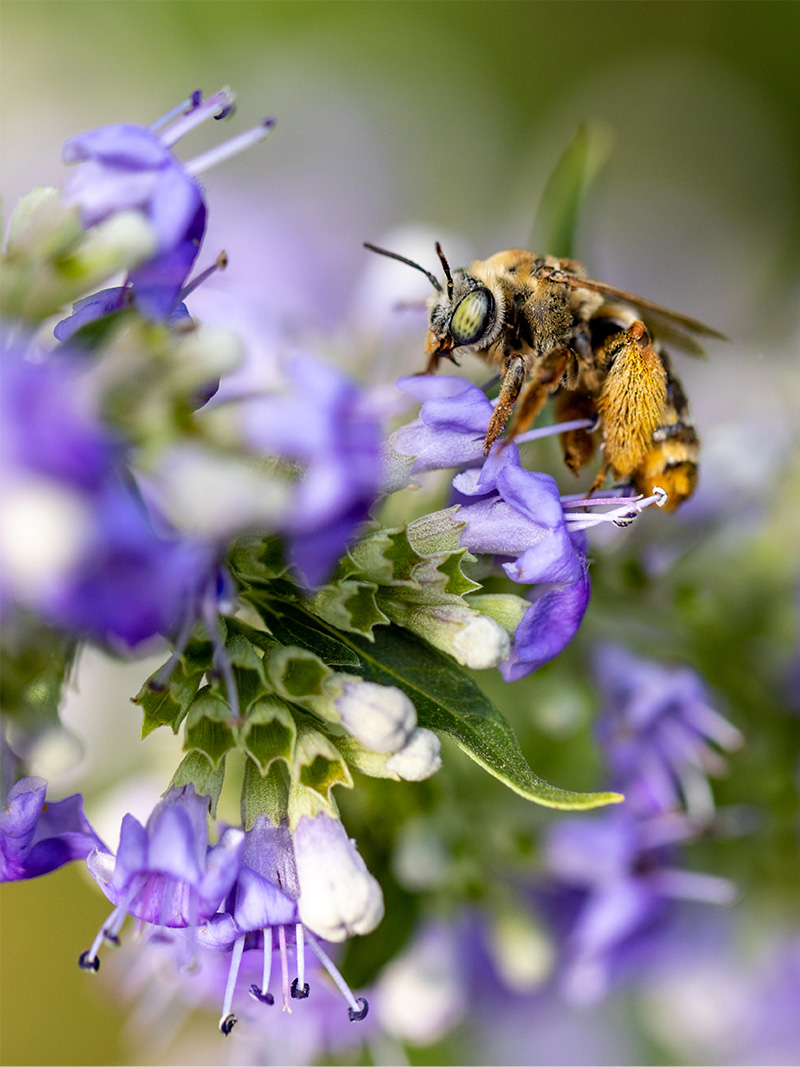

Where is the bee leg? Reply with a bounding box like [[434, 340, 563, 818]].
[[484, 355, 527, 454], [596, 321, 667, 479], [555, 391, 598, 476], [499, 347, 570, 447], [588, 460, 610, 496]]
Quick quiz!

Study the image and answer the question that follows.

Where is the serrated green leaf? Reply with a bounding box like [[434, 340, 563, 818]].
[[338, 624, 621, 810], [184, 717, 236, 766], [135, 659, 204, 737], [187, 685, 233, 725], [168, 751, 226, 817], [529, 121, 613, 259], [308, 579, 390, 639], [242, 696, 297, 773], [247, 593, 363, 667], [228, 535, 288, 583], [225, 632, 269, 712]]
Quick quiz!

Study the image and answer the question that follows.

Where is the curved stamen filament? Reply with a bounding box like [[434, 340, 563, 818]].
[[150, 93, 199, 133], [304, 929, 366, 1019], [159, 88, 236, 149]]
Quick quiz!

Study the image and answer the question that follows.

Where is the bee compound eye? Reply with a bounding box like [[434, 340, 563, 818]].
[[450, 288, 494, 345]]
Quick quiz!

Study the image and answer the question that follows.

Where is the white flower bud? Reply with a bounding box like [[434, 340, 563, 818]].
[[293, 813, 384, 942], [334, 679, 416, 754], [386, 601, 510, 670], [385, 728, 442, 781], [450, 613, 511, 669]]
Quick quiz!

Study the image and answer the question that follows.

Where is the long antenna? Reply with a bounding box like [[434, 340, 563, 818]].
[[435, 242, 454, 301], [363, 242, 443, 293]]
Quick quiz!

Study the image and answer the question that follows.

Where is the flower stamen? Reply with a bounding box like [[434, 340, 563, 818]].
[[159, 88, 236, 149], [218, 932, 245, 1035], [184, 118, 276, 178], [290, 922, 310, 998], [304, 930, 369, 1022]]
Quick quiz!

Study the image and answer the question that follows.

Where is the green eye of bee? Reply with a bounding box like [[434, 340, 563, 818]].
[[450, 288, 494, 345]]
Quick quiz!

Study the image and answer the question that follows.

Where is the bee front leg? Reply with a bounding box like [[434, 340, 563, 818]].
[[484, 355, 527, 454], [500, 347, 570, 445]]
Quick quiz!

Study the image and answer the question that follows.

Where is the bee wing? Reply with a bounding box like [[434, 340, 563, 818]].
[[553, 269, 729, 349]]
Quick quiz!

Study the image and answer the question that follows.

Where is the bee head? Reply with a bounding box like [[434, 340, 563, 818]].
[[363, 241, 500, 357]]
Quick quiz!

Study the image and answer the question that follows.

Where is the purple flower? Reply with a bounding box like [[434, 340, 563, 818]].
[[593, 644, 743, 818], [1, 777, 107, 882], [392, 375, 495, 474], [42, 480, 220, 649], [80, 785, 244, 971], [1, 350, 121, 491], [196, 816, 369, 1033], [544, 806, 735, 1004], [1, 346, 226, 648], [61, 89, 274, 320], [454, 451, 591, 679], [243, 353, 383, 586]]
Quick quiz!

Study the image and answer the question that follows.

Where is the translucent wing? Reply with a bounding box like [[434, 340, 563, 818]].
[[542, 267, 729, 353]]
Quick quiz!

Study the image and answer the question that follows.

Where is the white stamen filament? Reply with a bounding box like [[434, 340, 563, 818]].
[[304, 929, 362, 1015], [179, 251, 228, 301], [513, 417, 595, 445], [296, 923, 306, 991], [654, 868, 737, 905], [184, 119, 276, 178], [562, 488, 667, 530], [262, 929, 273, 995], [149, 94, 198, 133], [159, 88, 236, 148], [218, 933, 246, 1029], [278, 924, 291, 1012]]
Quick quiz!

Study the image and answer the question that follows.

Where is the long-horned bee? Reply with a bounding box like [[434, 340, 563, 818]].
[[365, 243, 726, 509]]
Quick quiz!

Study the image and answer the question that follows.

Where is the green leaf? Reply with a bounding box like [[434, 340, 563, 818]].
[[529, 121, 613, 259], [168, 751, 226, 817], [184, 711, 236, 767], [340, 624, 621, 810], [242, 697, 297, 774], [247, 592, 363, 668], [135, 659, 204, 737], [307, 579, 390, 639]]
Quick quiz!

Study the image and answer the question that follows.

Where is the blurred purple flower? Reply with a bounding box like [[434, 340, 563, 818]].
[[61, 88, 274, 320], [243, 353, 383, 586], [1, 346, 226, 648], [1, 350, 121, 490], [0, 776, 107, 882], [545, 806, 735, 1004], [594, 644, 743, 818], [80, 785, 244, 971]]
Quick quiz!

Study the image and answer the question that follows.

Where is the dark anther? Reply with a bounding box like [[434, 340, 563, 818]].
[[249, 984, 274, 1005], [290, 978, 310, 999], [190, 90, 202, 108], [103, 932, 121, 947], [78, 951, 100, 972], [348, 996, 369, 1022], [215, 103, 236, 121], [219, 1013, 237, 1035]]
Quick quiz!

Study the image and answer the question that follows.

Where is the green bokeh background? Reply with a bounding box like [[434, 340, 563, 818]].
[[2, 3, 799, 1065]]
